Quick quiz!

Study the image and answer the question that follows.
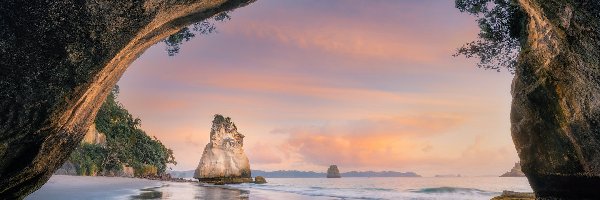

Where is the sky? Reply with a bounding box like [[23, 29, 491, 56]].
[[117, 0, 517, 177]]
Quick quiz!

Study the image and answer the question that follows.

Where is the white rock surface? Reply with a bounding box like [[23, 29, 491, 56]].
[[194, 115, 251, 179]]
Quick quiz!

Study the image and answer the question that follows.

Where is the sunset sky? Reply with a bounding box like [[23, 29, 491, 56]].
[[117, 0, 517, 177]]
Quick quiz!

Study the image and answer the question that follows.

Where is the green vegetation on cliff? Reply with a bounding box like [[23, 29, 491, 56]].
[[69, 86, 176, 177]]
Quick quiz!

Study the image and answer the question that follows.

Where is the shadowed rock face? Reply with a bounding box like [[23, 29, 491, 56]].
[[0, 0, 254, 198], [512, 0, 600, 198]]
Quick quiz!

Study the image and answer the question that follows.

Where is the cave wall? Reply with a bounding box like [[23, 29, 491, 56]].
[[0, 0, 254, 198], [511, 0, 600, 198]]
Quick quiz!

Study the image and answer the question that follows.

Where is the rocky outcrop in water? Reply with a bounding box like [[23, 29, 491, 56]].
[[0, 1, 254, 198], [326, 165, 341, 178], [500, 162, 525, 177], [511, 0, 600, 198], [194, 115, 252, 184], [254, 176, 267, 184]]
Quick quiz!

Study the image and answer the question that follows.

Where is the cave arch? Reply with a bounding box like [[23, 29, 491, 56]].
[[0, 0, 254, 198], [1, 0, 600, 199]]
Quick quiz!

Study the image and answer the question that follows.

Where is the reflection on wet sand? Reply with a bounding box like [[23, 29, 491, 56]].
[[131, 182, 250, 200], [199, 186, 250, 200], [131, 187, 163, 199]]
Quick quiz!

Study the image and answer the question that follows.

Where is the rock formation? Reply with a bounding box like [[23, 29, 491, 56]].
[[0, 0, 254, 198], [53, 161, 78, 176], [326, 165, 341, 178], [500, 162, 525, 177], [194, 115, 252, 184], [81, 123, 106, 146], [511, 0, 600, 198], [254, 176, 267, 184], [491, 191, 535, 200]]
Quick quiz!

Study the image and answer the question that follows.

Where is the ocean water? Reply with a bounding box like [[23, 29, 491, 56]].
[[134, 177, 532, 200]]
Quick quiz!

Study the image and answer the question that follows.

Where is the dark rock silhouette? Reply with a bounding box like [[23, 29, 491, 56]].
[[254, 176, 267, 184], [512, 0, 600, 198], [0, 0, 254, 198], [500, 163, 525, 177], [326, 165, 341, 178]]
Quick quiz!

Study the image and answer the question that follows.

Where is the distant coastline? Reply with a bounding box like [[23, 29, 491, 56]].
[[168, 170, 421, 178]]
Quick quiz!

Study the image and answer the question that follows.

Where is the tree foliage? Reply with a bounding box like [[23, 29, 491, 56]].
[[163, 12, 231, 56], [69, 143, 107, 176], [454, 0, 526, 73], [69, 86, 176, 177]]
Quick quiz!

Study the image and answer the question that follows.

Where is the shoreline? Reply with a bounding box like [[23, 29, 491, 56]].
[[491, 191, 535, 200], [26, 175, 331, 200], [26, 175, 164, 200], [27, 176, 532, 200]]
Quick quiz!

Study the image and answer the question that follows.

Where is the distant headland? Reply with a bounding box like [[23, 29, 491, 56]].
[[169, 169, 421, 178], [499, 162, 525, 177]]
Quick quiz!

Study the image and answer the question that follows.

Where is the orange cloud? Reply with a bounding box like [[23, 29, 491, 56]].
[[255, 115, 518, 176], [275, 115, 465, 169]]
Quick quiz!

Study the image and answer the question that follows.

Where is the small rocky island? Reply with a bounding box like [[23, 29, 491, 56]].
[[327, 165, 341, 178], [500, 162, 525, 177], [194, 115, 252, 184]]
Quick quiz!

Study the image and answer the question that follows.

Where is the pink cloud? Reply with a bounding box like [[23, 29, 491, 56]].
[[247, 142, 283, 164]]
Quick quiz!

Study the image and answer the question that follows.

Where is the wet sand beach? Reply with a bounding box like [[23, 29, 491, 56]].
[[26, 175, 315, 200], [27, 175, 162, 200]]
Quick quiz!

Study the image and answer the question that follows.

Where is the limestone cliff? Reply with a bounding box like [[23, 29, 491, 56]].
[[500, 162, 525, 177], [511, 0, 600, 198], [326, 165, 341, 178], [194, 115, 252, 183], [0, 0, 255, 198], [81, 123, 106, 146]]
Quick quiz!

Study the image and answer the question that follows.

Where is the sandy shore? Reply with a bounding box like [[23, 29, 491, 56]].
[[25, 175, 309, 200], [26, 175, 163, 200]]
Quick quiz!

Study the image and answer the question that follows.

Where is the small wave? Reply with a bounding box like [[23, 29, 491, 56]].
[[229, 184, 385, 200], [410, 187, 496, 195], [364, 187, 395, 192], [230, 183, 501, 200]]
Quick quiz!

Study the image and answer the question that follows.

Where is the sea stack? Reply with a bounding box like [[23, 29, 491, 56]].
[[327, 165, 341, 178], [500, 162, 525, 177], [194, 114, 252, 184]]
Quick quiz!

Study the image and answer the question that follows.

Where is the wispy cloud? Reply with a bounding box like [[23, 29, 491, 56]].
[[116, 0, 516, 176]]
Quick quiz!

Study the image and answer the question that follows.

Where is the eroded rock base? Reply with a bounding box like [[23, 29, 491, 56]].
[[197, 177, 253, 185]]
